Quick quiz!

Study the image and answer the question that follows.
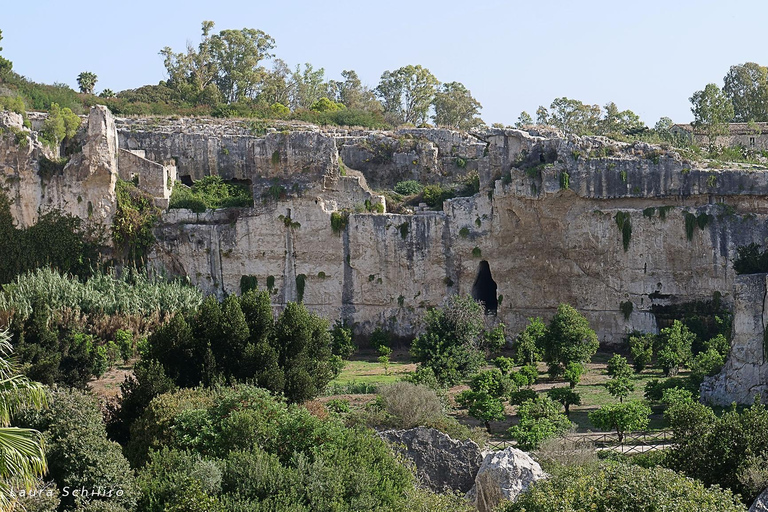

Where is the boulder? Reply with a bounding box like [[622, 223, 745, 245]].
[[751, 488, 768, 512], [0, 110, 23, 130], [467, 447, 546, 512], [379, 427, 484, 493]]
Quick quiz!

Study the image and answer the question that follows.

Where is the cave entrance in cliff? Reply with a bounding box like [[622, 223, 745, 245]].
[[472, 260, 498, 315]]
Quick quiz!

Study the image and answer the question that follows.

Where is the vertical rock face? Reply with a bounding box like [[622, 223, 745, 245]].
[[701, 273, 768, 406], [750, 487, 768, 512], [0, 105, 119, 228], [378, 427, 485, 493], [467, 447, 547, 512]]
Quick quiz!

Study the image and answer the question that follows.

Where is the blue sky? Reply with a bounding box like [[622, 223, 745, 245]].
[[2, 0, 764, 125]]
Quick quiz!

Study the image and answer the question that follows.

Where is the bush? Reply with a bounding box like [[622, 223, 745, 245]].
[[330, 320, 355, 358], [657, 320, 694, 376], [410, 295, 496, 385], [508, 396, 572, 450], [422, 184, 454, 208], [503, 462, 745, 512], [169, 176, 253, 212], [689, 348, 725, 385], [393, 180, 423, 196], [644, 377, 697, 403], [379, 381, 444, 428], [514, 317, 545, 365]]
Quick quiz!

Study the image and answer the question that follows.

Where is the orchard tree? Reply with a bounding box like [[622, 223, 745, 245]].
[[547, 387, 581, 417], [628, 332, 655, 372], [432, 81, 483, 130], [376, 64, 438, 125], [508, 396, 572, 450], [657, 320, 694, 376], [514, 317, 545, 365], [723, 62, 768, 122], [541, 304, 598, 381], [690, 83, 734, 148], [605, 354, 634, 401], [589, 400, 650, 443], [76, 71, 97, 94]]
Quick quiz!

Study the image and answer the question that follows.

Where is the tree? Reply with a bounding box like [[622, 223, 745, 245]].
[[0, 30, 12, 76], [0, 331, 47, 511], [515, 111, 533, 128], [540, 304, 598, 380], [458, 369, 512, 432], [257, 58, 291, 106], [99, 88, 115, 99], [330, 320, 355, 358], [656, 320, 694, 376], [410, 295, 496, 385], [628, 332, 655, 372], [432, 81, 483, 130], [599, 102, 645, 135], [723, 62, 768, 122], [589, 400, 650, 443], [328, 69, 380, 112], [546, 387, 581, 417], [209, 27, 275, 103], [376, 65, 438, 125], [508, 396, 572, 450], [690, 83, 735, 148], [40, 102, 81, 146], [542, 97, 602, 135], [288, 63, 327, 110], [605, 353, 634, 401], [77, 71, 98, 94], [514, 317, 545, 365]]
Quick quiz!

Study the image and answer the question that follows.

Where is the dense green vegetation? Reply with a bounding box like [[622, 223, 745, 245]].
[[168, 176, 253, 212]]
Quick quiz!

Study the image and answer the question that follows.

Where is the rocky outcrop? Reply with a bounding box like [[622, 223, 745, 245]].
[[701, 274, 768, 406], [378, 427, 485, 493], [467, 447, 546, 512], [750, 487, 768, 512]]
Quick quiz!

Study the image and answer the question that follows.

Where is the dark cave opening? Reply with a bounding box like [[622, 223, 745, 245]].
[[472, 260, 498, 314]]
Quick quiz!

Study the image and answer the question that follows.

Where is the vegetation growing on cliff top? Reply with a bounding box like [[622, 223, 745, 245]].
[[169, 175, 253, 212]]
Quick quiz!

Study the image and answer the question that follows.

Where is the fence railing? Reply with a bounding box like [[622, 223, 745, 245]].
[[486, 430, 674, 454]]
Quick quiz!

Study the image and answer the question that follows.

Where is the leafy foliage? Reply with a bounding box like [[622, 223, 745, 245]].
[[113, 180, 161, 266], [514, 317, 545, 365], [540, 304, 598, 381], [508, 396, 572, 450], [589, 400, 650, 442], [169, 176, 253, 212], [656, 320, 695, 376], [40, 103, 80, 147], [393, 180, 423, 196], [410, 295, 502, 385], [503, 462, 745, 512], [628, 332, 655, 372], [734, 242, 768, 274]]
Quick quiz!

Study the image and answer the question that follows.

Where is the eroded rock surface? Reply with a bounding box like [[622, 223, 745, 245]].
[[750, 487, 768, 512], [467, 447, 546, 512], [379, 427, 484, 493]]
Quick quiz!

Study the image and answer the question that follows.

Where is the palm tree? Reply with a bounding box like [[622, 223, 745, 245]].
[[76, 71, 98, 95], [0, 330, 47, 512]]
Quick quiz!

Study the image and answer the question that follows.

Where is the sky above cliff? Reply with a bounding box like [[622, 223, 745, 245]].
[[3, 0, 765, 126]]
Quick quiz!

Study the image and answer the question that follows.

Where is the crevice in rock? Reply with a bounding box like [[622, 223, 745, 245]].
[[472, 260, 498, 314]]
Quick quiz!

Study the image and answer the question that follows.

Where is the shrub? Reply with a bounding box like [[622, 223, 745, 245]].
[[422, 184, 454, 208], [514, 317, 545, 365], [379, 381, 444, 428], [169, 176, 252, 212], [369, 326, 391, 351], [393, 180, 423, 196], [644, 377, 697, 403], [330, 320, 355, 358], [113, 179, 161, 266], [689, 348, 725, 385], [509, 388, 538, 406], [508, 396, 572, 450], [503, 462, 745, 512], [410, 295, 495, 385]]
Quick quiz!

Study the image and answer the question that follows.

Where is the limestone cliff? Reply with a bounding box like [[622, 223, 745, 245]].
[[5, 108, 768, 350]]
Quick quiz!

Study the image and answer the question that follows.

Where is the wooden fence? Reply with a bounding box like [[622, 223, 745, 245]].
[[487, 430, 674, 455]]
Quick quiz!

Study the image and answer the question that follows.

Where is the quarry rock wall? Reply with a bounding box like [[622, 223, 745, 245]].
[[6, 108, 768, 350]]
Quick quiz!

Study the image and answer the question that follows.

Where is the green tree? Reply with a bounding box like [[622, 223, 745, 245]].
[[77, 71, 98, 94], [0, 331, 47, 511], [0, 29, 12, 76], [328, 69, 380, 112], [288, 63, 327, 110], [628, 332, 655, 372], [257, 59, 291, 106], [209, 27, 275, 103], [690, 83, 735, 148], [605, 353, 634, 401], [456, 390, 505, 433], [508, 396, 572, 450], [514, 317, 545, 365], [432, 81, 483, 130], [541, 97, 602, 135], [330, 320, 355, 358], [589, 400, 650, 442], [515, 111, 533, 128], [599, 102, 645, 135], [656, 320, 694, 376], [410, 295, 494, 385], [723, 62, 768, 122], [546, 387, 581, 417], [40, 102, 81, 146], [541, 304, 598, 380], [376, 65, 438, 125], [160, 21, 220, 104]]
